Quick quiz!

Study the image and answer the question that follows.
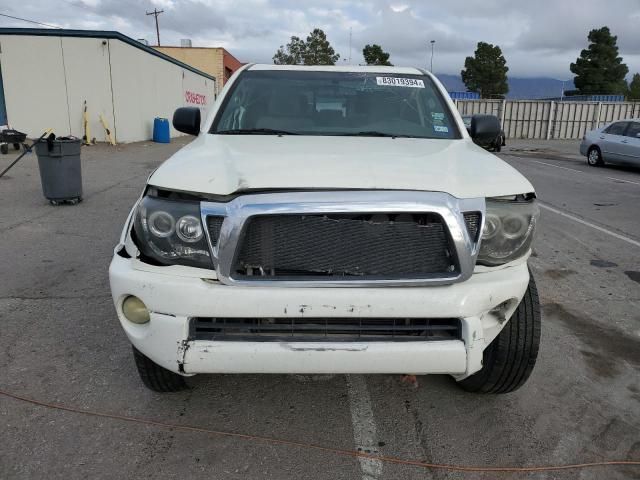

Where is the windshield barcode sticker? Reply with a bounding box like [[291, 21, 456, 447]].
[[376, 77, 425, 88]]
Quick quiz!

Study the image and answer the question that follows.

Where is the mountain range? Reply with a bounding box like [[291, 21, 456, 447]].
[[436, 74, 575, 100]]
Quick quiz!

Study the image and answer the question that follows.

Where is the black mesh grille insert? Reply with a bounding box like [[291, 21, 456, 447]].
[[233, 213, 455, 279], [191, 317, 462, 342], [206, 216, 225, 246], [463, 212, 481, 241]]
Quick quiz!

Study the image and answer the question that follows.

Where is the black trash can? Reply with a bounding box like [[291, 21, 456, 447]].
[[35, 137, 83, 205]]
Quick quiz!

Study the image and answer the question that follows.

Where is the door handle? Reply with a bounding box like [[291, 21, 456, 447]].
[[599, 136, 605, 139], [621, 140, 628, 143]]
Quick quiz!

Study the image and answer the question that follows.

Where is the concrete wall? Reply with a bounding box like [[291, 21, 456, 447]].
[[456, 99, 640, 139], [0, 33, 215, 142], [0, 35, 71, 137], [59, 37, 115, 143], [109, 40, 213, 142], [155, 46, 243, 91], [155, 47, 223, 86]]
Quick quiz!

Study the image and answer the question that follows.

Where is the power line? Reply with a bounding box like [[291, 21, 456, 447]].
[[0, 12, 62, 29]]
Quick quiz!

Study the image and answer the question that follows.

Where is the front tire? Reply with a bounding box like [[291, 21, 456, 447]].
[[457, 272, 541, 394], [587, 146, 604, 166], [132, 346, 188, 392]]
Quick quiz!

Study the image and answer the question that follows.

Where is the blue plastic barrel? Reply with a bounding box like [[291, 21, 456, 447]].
[[153, 117, 170, 143]]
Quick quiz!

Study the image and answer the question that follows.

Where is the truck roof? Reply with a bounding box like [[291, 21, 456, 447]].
[[247, 64, 426, 75]]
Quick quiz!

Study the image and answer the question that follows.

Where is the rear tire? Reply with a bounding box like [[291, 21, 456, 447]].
[[132, 346, 188, 392], [457, 271, 541, 394], [0, 144, 8, 155], [587, 146, 604, 166]]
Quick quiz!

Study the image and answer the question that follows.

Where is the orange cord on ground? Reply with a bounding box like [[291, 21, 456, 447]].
[[1, 388, 638, 474]]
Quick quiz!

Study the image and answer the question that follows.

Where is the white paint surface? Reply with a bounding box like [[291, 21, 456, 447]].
[[346, 375, 383, 480], [182, 339, 467, 374], [149, 134, 534, 198], [109, 254, 531, 375]]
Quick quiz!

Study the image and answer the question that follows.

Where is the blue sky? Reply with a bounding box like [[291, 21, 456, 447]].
[[2, 0, 640, 79]]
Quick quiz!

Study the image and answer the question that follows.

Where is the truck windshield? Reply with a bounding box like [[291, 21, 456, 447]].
[[211, 70, 460, 139]]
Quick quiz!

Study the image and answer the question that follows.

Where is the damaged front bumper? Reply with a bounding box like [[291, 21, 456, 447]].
[[109, 254, 530, 378]]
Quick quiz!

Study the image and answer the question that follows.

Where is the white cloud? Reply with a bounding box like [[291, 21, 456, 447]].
[[1, 0, 639, 78], [390, 4, 409, 13]]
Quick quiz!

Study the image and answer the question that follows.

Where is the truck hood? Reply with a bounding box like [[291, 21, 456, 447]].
[[149, 135, 534, 199]]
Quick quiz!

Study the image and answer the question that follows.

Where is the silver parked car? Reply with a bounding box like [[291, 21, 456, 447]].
[[580, 119, 640, 167]]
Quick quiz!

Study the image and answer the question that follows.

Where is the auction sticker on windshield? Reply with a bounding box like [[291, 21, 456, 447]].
[[376, 77, 425, 88]]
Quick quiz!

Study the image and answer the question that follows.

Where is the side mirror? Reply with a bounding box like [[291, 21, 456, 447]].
[[172, 107, 201, 136], [470, 114, 501, 143]]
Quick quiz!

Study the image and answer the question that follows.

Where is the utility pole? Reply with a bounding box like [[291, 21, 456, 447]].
[[146, 8, 164, 46], [348, 27, 352, 65], [430, 40, 436, 72]]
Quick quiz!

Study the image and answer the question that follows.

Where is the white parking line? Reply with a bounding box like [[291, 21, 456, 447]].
[[606, 176, 640, 186], [531, 160, 584, 174], [539, 203, 640, 248], [346, 375, 383, 480], [514, 157, 640, 187]]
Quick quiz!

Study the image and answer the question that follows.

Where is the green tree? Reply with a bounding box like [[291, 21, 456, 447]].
[[628, 73, 640, 100], [273, 35, 306, 65], [461, 42, 509, 98], [362, 44, 392, 66], [303, 28, 340, 65], [273, 29, 340, 66], [570, 27, 629, 95]]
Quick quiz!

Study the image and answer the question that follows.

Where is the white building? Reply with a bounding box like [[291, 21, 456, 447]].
[[0, 28, 216, 143]]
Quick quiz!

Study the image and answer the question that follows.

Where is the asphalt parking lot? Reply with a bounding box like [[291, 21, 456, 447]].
[[1, 138, 639, 480]]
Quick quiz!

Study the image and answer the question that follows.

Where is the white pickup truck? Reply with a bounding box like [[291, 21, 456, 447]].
[[109, 64, 540, 394]]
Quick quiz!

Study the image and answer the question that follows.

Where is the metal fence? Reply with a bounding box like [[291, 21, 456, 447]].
[[455, 100, 640, 139]]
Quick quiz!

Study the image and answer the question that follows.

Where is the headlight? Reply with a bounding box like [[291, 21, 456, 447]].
[[477, 197, 539, 266], [133, 196, 212, 269]]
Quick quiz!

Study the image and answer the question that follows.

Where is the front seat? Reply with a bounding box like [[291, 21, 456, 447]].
[[255, 91, 312, 131]]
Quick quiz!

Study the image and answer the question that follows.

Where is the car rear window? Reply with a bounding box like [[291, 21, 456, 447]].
[[624, 122, 640, 138], [211, 70, 460, 139]]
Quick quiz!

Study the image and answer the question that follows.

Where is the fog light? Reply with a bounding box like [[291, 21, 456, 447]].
[[122, 296, 150, 324]]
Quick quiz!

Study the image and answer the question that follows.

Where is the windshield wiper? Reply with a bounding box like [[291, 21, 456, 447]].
[[216, 128, 299, 136], [335, 131, 416, 138]]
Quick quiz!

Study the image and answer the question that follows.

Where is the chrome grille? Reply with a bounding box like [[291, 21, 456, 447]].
[[233, 213, 455, 279], [463, 212, 481, 241], [191, 317, 462, 342], [206, 216, 225, 246], [201, 191, 484, 287]]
